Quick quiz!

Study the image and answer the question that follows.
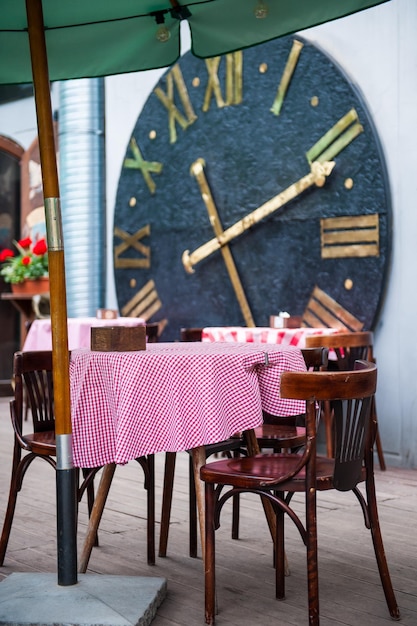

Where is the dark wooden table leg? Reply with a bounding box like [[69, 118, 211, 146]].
[[78, 463, 116, 573]]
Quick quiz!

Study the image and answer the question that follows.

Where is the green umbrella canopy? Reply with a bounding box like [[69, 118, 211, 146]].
[[0, 0, 391, 84]]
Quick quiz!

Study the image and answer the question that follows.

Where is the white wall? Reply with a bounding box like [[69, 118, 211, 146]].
[[0, 0, 415, 466], [0, 85, 59, 149], [301, 0, 417, 467]]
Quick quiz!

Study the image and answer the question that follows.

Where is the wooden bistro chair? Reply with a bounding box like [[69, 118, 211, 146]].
[[201, 361, 400, 625], [159, 327, 244, 559], [0, 350, 97, 564], [305, 331, 386, 470], [254, 347, 328, 453], [0, 351, 155, 569]]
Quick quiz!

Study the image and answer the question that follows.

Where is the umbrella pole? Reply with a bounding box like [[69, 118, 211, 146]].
[[26, 0, 77, 585]]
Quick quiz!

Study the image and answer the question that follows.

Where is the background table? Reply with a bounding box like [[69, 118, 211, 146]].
[[202, 326, 339, 348], [70, 341, 307, 569], [22, 316, 145, 351]]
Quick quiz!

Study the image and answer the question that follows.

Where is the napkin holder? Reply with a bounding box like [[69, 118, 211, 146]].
[[96, 308, 118, 319], [91, 325, 146, 351], [269, 314, 302, 329]]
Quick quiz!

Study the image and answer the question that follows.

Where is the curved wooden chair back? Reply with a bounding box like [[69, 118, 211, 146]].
[[15, 350, 54, 435], [300, 346, 329, 371], [281, 360, 377, 491], [305, 331, 374, 369], [304, 331, 385, 469], [0, 351, 59, 565]]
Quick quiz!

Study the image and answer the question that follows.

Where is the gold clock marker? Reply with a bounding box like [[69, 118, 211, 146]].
[[306, 108, 363, 164], [303, 285, 364, 331], [203, 52, 243, 111], [154, 64, 197, 144], [320, 214, 379, 258], [190, 158, 255, 327], [121, 279, 162, 321], [114, 225, 151, 269], [123, 137, 162, 194], [271, 39, 303, 116]]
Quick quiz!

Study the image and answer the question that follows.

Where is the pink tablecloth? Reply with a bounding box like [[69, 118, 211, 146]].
[[69, 342, 307, 468], [202, 326, 339, 348], [23, 316, 145, 351]]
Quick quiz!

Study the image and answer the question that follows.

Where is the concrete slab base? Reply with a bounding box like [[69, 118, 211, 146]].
[[0, 573, 167, 626]]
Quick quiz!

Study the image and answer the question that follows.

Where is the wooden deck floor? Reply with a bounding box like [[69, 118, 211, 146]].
[[0, 394, 416, 625]]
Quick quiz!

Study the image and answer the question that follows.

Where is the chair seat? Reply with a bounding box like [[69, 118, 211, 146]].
[[24, 430, 56, 455], [200, 434, 243, 456], [254, 424, 305, 449], [201, 453, 366, 492]]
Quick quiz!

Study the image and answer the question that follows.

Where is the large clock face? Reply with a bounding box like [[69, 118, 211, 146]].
[[114, 35, 391, 342]]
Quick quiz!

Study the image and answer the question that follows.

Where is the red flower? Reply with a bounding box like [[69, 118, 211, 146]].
[[18, 237, 32, 249], [0, 248, 14, 262], [22, 256, 31, 266], [32, 238, 47, 256]]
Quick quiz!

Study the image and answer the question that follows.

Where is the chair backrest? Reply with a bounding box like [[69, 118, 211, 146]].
[[180, 327, 203, 342], [13, 350, 54, 434], [300, 347, 329, 371], [146, 323, 160, 343], [305, 331, 374, 370], [280, 360, 377, 491]]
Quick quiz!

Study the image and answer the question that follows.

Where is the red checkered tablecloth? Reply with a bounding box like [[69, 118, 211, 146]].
[[23, 316, 145, 351], [70, 342, 306, 468], [202, 326, 339, 348]]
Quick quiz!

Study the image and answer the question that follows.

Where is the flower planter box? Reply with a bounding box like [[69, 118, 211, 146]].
[[11, 277, 50, 295]]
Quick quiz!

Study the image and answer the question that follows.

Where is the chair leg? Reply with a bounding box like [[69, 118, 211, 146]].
[[190, 450, 240, 557], [79, 463, 116, 573], [136, 455, 155, 565], [82, 467, 99, 547], [322, 400, 334, 457], [231, 449, 240, 541], [146, 454, 155, 565], [158, 452, 176, 558], [375, 427, 386, 471], [0, 448, 21, 565], [204, 482, 216, 625], [189, 454, 198, 557], [372, 397, 386, 471], [365, 473, 400, 619], [275, 492, 285, 600], [306, 485, 319, 626]]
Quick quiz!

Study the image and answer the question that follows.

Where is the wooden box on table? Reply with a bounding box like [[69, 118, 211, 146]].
[[91, 325, 146, 351]]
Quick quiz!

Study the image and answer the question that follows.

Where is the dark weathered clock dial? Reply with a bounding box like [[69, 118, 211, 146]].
[[114, 36, 391, 341]]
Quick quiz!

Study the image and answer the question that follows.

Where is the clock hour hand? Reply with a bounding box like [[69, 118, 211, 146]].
[[189, 158, 255, 327], [182, 160, 335, 274]]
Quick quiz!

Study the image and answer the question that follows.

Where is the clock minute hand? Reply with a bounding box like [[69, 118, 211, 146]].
[[182, 160, 335, 274]]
